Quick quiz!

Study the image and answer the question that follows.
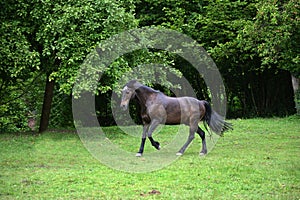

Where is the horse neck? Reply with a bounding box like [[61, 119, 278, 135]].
[[135, 86, 157, 104]]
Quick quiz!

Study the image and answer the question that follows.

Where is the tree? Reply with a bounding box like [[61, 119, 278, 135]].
[[1, 0, 183, 131], [1, 0, 298, 132], [0, 1, 42, 132], [201, 0, 298, 116], [134, 0, 297, 117], [239, 0, 299, 76], [1, 0, 138, 132]]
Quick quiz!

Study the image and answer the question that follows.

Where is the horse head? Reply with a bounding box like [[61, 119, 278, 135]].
[[120, 80, 142, 110]]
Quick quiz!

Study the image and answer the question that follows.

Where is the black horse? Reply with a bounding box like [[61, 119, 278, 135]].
[[120, 80, 232, 156]]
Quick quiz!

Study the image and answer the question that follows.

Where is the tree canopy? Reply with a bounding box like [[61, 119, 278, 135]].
[[0, 0, 299, 132]]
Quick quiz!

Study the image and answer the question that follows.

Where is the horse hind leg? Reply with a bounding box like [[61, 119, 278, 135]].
[[197, 126, 207, 156], [176, 124, 197, 156]]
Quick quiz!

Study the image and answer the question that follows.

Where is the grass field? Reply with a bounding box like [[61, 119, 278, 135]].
[[1, 117, 299, 199]]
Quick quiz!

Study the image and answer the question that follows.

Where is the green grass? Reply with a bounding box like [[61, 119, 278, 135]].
[[1, 117, 299, 199]]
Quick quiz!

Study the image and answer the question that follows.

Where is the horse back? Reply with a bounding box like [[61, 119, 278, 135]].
[[164, 96, 203, 125]]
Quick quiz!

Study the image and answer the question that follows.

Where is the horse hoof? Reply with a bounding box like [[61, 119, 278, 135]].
[[199, 152, 206, 156], [136, 153, 142, 157], [155, 142, 160, 150], [176, 152, 183, 156]]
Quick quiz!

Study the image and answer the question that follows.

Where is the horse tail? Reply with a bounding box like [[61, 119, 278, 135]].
[[202, 101, 233, 136]]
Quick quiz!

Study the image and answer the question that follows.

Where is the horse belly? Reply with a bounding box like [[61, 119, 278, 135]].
[[164, 103, 189, 125], [165, 111, 182, 125]]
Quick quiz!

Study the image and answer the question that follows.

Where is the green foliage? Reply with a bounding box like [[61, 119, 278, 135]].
[[135, 0, 298, 118], [0, 6, 42, 132], [1, 0, 299, 131], [26, 0, 138, 93], [0, 73, 45, 133], [238, 0, 300, 76], [0, 0, 138, 132], [48, 88, 74, 129]]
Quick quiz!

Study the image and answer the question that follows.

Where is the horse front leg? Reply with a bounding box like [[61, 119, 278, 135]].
[[197, 126, 207, 156], [147, 119, 161, 150], [136, 124, 149, 157]]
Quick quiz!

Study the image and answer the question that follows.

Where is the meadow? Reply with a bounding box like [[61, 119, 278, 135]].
[[1, 117, 299, 199]]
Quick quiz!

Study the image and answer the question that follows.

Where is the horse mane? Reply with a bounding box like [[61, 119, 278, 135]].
[[126, 80, 160, 94], [138, 85, 160, 94]]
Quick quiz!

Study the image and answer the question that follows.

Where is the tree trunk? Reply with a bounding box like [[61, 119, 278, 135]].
[[291, 75, 300, 115], [39, 75, 55, 133], [291, 75, 299, 93]]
